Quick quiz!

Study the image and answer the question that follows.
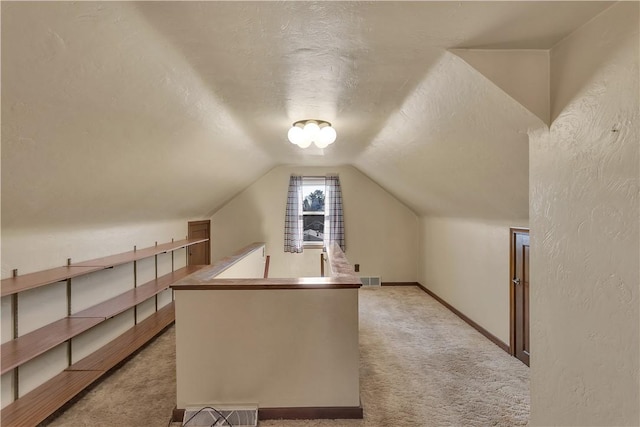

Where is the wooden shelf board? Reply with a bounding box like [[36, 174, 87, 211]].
[[71, 238, 208, 268], [68, 301, 175, 372], [1, 317, 105, 375], [70, 265, 204, 319], [2, 266, 203, 374], [0, 266, 105, 297], [0, 369, 103, 427], [1, 304, 176, 426], [0, 238, 209, 297]]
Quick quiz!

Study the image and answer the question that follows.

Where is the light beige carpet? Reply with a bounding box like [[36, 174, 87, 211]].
[[45, 286, 529, 427]]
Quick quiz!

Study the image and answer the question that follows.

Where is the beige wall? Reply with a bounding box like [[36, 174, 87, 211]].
[[530, 2, 639, 425], [173, 242, 360, 409], [0, 219, 191, 408], [452, 49, 550, 124], [215, 244, 266, 279], [210, 165, 418, 281], [417, 216, 527, 344], [175, 288, 360, 409]]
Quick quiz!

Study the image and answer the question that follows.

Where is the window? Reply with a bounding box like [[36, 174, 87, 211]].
[[284, 174, 344, 253], [302, 177, 326, 246]]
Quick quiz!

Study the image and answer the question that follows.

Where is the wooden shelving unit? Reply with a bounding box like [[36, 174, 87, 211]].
[[1, 370, 105, 427], [70, 265, 204, 319], [0, 238, 207, 297], [70, 238, 206, 268], [0, 265, 204, 375], [0, 266, 104, 297], [0, 237, 209, 427], [1, 302, 177, 427], [1, 317, 104, 375], [69, 301, 176, 372]]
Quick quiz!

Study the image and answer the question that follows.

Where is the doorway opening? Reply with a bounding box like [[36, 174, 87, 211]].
[[510, 228, 530, 366], [188, 220, 211, 265]]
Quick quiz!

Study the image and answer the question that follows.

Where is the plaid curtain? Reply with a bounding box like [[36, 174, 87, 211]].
[[284, 175, 304, 253], [324, 175, 345, 251]]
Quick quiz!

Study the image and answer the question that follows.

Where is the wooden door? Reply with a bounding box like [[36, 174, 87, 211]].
[[510, 228, 530, 366], [188, 220, 210, 265]]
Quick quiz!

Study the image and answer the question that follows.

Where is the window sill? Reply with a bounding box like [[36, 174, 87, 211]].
[[303, 243, 324, 250]]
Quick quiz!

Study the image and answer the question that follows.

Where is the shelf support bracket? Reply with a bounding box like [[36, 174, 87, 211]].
[[12, 268, 19, 399]]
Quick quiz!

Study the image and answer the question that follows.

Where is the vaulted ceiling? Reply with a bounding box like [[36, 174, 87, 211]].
[[1, 1, 613, 228]]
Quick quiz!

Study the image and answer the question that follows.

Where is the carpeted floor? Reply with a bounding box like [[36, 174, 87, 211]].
[[45, 286, 529, 427]]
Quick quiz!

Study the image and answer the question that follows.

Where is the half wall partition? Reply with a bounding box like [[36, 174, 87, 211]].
[[171, 242, 362, 421]]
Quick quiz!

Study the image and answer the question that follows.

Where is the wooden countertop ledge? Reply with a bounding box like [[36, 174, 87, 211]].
[[172, 242, 360, 290]]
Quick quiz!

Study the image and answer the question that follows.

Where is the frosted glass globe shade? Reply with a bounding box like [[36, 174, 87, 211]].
[[288, 126, 304, 145], [297, 137, 312, 148], [303, 122, 320, 141], [314, 139, 330, 148], [318, 125, 337, 145]]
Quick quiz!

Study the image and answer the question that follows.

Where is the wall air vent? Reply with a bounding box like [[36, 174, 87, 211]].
[[183, 406, 257, 427], [360, 276, 381, 286]]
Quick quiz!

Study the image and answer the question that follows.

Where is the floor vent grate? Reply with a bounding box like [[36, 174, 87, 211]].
[[360, 276, 381, 286], [183, 406, 257, 427]]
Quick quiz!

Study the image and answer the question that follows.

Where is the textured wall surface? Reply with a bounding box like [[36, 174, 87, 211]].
[[175, 288, 360, 408], [2, 2, 610, 230], [4, 1, 635, 419], [210, 165, 418, 281], [214, 245, 266, 279], [530, 3, 639, 425], [354, 50, 540, 221], [417, 216, 527, 344], [1, 2, 273, 229], [452, 49, 550, 124]]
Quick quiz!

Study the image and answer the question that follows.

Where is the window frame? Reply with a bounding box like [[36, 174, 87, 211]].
[[301, 177, 326, 248]]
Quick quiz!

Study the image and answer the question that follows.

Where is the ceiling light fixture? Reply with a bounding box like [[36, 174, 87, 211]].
[[288, 119, 337, 149]]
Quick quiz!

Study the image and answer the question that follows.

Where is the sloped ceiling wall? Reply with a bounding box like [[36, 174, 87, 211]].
[[1, 2, 613, 229], [1, 2, 274, 228], [354, 51, 540, 220]]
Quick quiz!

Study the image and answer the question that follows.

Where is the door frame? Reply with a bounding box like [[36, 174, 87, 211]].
[[509, 227, 529, 357], [188, 220, 211, 265]]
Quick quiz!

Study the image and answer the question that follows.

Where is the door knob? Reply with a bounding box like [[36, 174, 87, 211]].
[[512, 278, 521, 285]]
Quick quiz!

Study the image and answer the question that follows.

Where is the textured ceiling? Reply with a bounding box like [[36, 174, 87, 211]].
[[1, 1, 613, 228]]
